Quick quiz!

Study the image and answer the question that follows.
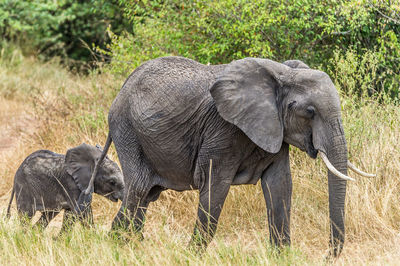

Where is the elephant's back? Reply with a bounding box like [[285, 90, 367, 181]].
[[111, 56, 225, 124], [15, 150, 63, 179], [130, 57, 222, 126], [15, 150, 63, 184], [109, 57, 227, 185], [14, 151, 70, 211]]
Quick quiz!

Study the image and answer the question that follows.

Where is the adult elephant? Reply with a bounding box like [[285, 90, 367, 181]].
[[81, 56, 374, 256]]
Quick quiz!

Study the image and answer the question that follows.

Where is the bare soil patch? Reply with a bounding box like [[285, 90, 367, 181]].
[[0, 98, 38, 203]]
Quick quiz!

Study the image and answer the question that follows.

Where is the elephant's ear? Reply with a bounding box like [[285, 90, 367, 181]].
[[65, 143, 101, 191], [210, 58, 284, 153], [95, 144, 109, 159], [283, 60, 310, 69]]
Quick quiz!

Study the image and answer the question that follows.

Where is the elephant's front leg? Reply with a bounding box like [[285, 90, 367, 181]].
[[80, 206, 94, 227], [60, 207, 93, 233], [60, 210, 77, 232], [189, 160, 233, 251], [261, 143, 292, 247]]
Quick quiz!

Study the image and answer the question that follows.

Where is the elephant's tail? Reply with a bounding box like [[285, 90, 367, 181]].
[[75, 133, 113, 214], [6, 187, 15, 218], [86, 133, 113, 194], [103, 133, 113, 156]]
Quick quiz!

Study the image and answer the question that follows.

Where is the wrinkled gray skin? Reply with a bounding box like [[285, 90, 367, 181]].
[[101, 56, 348, 256], [7, 143, 124, 230]]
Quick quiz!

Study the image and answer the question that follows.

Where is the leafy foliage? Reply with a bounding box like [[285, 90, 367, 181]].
[[0, 0, 398, 97], [105, 0, 399, 99], [0, 0, 130, 66]]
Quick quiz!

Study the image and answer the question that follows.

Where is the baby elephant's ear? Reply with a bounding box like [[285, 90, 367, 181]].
[[95, 144, 110, 159], [65, 143, 101, 191]]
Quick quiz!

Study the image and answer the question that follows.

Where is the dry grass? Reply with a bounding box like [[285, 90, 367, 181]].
[[0, 52, 399, 265]]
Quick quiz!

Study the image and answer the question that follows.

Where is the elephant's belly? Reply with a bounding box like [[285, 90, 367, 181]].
[[15, 189, 65, 212], [232, 150, 274, 185], [138, 133, 199, 190], [132, 104, 209, 190]]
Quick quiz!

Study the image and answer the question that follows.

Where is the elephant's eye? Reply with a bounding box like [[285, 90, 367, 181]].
[[109, 179, 116, 186], [306, 106, 315, 119], [288, 101, 296, 110]]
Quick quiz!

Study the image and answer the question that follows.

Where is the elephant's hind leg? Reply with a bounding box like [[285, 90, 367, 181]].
[[16, 202, 36, 227], [112, 183, 163, 236], [17, 209, 35, 227], [110, 125, 163, 237]]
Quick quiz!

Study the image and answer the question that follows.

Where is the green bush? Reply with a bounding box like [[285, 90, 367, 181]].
[[328, 48, 399, 103], [0, 0, 131, 66], [105, 0, 399, 99]]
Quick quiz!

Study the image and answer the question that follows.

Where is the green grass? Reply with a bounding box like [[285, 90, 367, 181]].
[[0, 48, 400, 265], [0, 214, 309, 265]]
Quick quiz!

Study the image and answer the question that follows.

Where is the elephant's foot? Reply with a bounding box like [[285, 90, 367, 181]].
[[270, 233, 291, 248], [111, 213, 144, 242], [109, 227, 144, 243], [187, 226, 212, 255], [187, 240, 207, 256]]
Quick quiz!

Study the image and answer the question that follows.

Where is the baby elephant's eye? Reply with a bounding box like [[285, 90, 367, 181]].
[[109, 179, 116, 186], [288, 101, 297, 110]]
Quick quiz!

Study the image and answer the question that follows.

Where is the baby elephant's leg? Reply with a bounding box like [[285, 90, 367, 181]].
[[60, 210, 77, 232], [18, 208, 36, 227], [80, 206, 94, 227], [36, 211, 59, 229], [60, 207, 93, 233]]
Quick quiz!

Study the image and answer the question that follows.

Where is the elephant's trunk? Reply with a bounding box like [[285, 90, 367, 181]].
[[325, 119, 348, 257]]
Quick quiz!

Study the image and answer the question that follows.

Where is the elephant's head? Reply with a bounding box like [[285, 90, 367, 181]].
[[210, 58, 374, 256], [65, 143, 125, 202]]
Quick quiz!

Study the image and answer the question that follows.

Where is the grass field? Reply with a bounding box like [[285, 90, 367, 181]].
[[0, 50, 399, 265]]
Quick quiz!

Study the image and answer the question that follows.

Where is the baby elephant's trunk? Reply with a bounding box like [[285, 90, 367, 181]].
[[75, 133, 113, 214], [6, 188, 15, 218], [114, 189, 124, 201]]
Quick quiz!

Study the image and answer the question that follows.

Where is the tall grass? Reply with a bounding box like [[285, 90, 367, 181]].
[[0, 49, 399, 264]]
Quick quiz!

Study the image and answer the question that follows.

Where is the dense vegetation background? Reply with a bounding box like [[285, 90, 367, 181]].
[[1, 0, 398, 99], [0, 0, 399, 264], [0, 0, 131, 67], [108, 0, 400, 100]]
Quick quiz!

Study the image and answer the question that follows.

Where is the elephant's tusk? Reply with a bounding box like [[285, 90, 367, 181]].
[[348, 161, 376, 177], [319, 152, 355, 181]]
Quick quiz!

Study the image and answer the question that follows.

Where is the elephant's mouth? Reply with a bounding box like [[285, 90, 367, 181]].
[[104, 192, 119, 202], [305, 133, 318, 159], [109, 194, 119, 202]]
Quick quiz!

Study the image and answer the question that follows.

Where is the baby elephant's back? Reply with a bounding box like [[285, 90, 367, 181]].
[[14, 150, 77, 213]]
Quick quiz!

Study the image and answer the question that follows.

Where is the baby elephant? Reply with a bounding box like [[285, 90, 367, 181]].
[[6, 143, 124, 230]]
